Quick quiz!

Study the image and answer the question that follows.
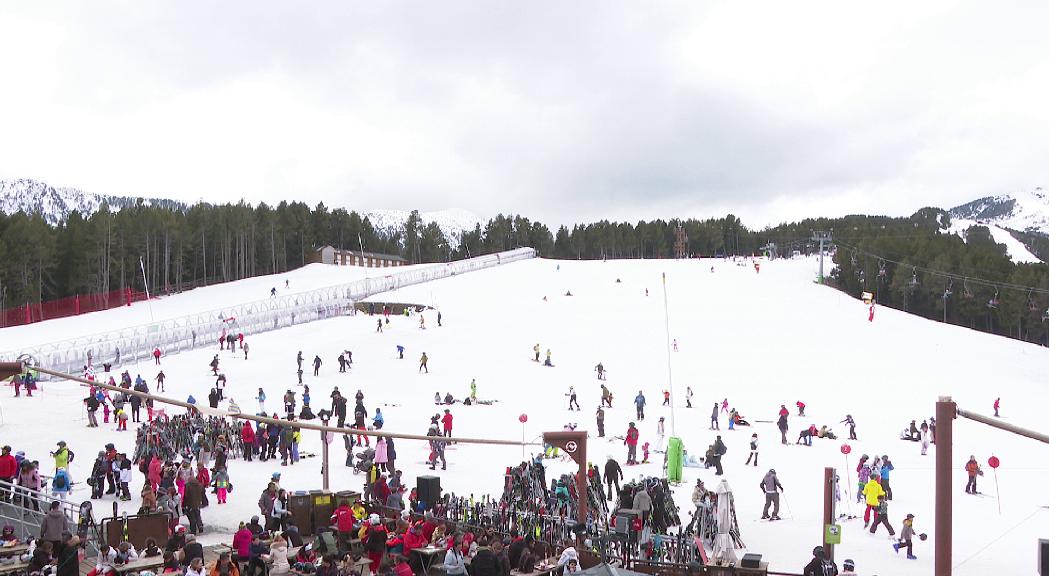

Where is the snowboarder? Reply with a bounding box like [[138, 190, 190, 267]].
[[760, 469, 783, 520], [397, 345, 404, 359], [964, 455, 981, 494], [841, 414, 857, 440], [624, 423, 639, 464], [710, 403, 719, 430], [419, 352, 429, 373], [893, 514, 920, 560], [595, 407, 605, 437], [568, 387, 580, 411], [634, 391, 646, 420], [796, 400, 806, 417], [595, 363, 606, 380], [313, 356, 322, 376], [745, 433, 759, 466]]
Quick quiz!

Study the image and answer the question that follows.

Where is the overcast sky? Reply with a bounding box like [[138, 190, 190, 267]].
[[2, 2, 1048, 228]]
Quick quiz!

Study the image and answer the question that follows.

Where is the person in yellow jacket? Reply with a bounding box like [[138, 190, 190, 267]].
[[862, 473, 885, 527], [51, 441, 74, 472], [351, 499, 367, 521]]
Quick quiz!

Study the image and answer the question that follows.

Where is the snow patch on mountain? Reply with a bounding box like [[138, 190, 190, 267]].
[[365, 208, 483, 248], [949, 187, 1049, 233], [0, 178, 183, 224]]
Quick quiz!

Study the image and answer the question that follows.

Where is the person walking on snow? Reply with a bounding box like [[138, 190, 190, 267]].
[[312, 356, 322, 376], [721, 398, 729, 414], [880, 455, 895, 500], [893, 513, 919, 559], [841, 414, 857, 440], [710, 403, 719, 430], [777, 412, 789, 445], [568, 387, 580, 411], [595, 363, 606, 380], [920, 424, 931, 456], [760, 469, 783, 520], [863, 472, 885, 526], [869, 494, 896, 536], [604, 456, 622, 501], [376, 319, 383, 333], [656, 417, 665, 450], [686, 387, 693, 408], [595, 407, 605, 438], [441, 410, 453, 437], [153, 348, 162, 366], [624, 423, 640, 465], [419, 352, 429, 373], [634, 392, 646, 420], [745, 433, 759, 466], [796, 400, 806, 417], [993, 397, 1000, 417], [533, 344, 540, 362], [662, 390, 670, 406], [601, 385, 613, 408]]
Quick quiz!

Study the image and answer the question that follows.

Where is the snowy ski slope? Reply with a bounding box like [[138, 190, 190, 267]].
[[2, 256, 1046, 575]]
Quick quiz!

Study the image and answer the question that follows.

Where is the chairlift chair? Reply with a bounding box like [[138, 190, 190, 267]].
[[943, 279, 953, 299], [962, 279, 974, 299], [877, 259, 887, 279], [908, 268, 920, 289], [987, 288, 1000, 309]]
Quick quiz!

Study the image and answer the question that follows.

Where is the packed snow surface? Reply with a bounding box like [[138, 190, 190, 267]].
[[947, 218, 1042, 264], [4, 256, 1047, 576]]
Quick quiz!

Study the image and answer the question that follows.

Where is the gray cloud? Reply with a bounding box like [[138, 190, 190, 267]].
[[2, 1, 1048, 229]]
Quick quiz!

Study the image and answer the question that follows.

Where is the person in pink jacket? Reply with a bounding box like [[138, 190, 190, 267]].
[[374, 437, 389, 473]]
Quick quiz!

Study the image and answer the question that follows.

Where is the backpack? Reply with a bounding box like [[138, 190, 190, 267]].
[[54, 474, 68, 490]]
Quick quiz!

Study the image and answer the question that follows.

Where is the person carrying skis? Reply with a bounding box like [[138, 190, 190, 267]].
[[746, 433, 759, 466], [624, 423, 640, 465], [634, 391, 646, 420], [419, 352, 429, 373], [964, 455, 981, 494], [604, 456, 622, 501], [710, 403, 719, 430], [760, 469, 783, 520], [312, 356, 322, 376], [841, 415, 857, 440], [595, 407, 605, 437], [568, 387, 580, 411], [893, 513, 919, 559]]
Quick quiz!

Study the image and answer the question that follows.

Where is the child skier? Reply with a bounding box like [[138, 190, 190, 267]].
[[893, 514, 919, 559], [568, 387, 580, 411], [745, 434, 758, 466], [641, 442, 650, 464], [419, 352, 429, 373]]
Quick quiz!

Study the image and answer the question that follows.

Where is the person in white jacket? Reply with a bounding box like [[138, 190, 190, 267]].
[[185, 557, 207, 576], [443, 539, 467, 576], [557, 547, 579, 567], [263, 535, 291, 575]]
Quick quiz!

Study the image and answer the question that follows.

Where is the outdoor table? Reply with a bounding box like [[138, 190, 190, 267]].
[[113, 555, 166, 574], [412, 546, 445, 574]]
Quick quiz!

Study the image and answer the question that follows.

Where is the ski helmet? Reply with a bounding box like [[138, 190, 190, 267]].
[[812, 546, 824, 558]]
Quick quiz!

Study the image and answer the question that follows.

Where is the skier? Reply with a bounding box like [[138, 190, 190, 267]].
[[270, 287, 277, 297], [624, 423, 639, 465], [595, 407, 605, 437], [745, 433, 759, 466], [796, 400, 806, 417], [257, 388, 266, 413], [595, 363, 606, 380], [601, 385, 613, 408], [568, 387, 580, 411], [441, 409, 453, 437], [862, 472, 885, 526], [777, 411, 789, 445], [686, 386, 693, 408], [296, 351, 303, 372], [419, 352, 429, 374], [377, 319, 383, 333], [634, 391, 646, 420], [313, 355, 322, 377], [893, 513, 919, 559], [881, 455, 895, 500], [711, 436, 726, 475], [802, 546, 837, 575], [760, 469, 783, 520], [152, 347, 162, 366], [710, 403, 719, 430], [964, 455, 981, 494], [920, 424, 931, 456], [397, 345, 405, 359], [721, 398, 729, 413], [533, 344, 540, 362], [662, 390, 670, 406], [993, 397, 1000, 417], [469, 379, 477, 401], [604, 456, 623, 501], [869, 494, 895, 536], [841, 415, 857, 440], [154, 371, 165, 393]]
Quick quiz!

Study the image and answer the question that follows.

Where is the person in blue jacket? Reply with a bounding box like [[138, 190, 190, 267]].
[[634, 391, 646, 420], [881, 455, 895, 500]]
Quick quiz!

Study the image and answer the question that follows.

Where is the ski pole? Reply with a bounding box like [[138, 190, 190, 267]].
[[781, 492, 794, 520]]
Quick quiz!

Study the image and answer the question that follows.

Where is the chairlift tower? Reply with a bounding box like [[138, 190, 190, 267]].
[[674, 225, 689, 259], [812, 231, 833, 283]]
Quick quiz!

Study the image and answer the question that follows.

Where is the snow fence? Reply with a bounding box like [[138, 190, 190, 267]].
[[3, 247, 535, 379]]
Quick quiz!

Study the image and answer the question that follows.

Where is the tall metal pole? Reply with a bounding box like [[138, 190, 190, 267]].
[[320, 416, 331, 491], [812, 231, 832, 284], [661, 272, 676, 436], [823, 467, 836, 564], [935, 397, 956, 576], [139, 256, 155, 322]]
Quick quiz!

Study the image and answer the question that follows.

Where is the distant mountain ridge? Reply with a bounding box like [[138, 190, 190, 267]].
[[0, 178, 183, 225], [949, 187, 1049, 233]]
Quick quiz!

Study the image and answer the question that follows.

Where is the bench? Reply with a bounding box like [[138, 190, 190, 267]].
[[0, 561, 28, 575]]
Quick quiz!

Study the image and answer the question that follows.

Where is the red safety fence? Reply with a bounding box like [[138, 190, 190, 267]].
[[1, 287, 149, 328]]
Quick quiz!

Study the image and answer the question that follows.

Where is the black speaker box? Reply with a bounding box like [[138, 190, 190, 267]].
[[417, 475, 441, 509], [741, 553, 762, 568]]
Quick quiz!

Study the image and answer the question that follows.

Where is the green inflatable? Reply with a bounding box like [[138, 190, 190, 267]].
[[666, 436, 684, 483]]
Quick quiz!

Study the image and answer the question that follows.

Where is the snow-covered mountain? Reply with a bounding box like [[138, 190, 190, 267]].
[[365, 208, 483, 248], [949, 187, 1049, 233], [0, 178, 181, 224]]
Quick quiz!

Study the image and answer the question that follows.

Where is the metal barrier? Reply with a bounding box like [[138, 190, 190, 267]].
[[2, 248, 536, 377], [0, 479, 100, 554]]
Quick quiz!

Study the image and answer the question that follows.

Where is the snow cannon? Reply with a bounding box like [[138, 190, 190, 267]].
[[861, 292, 873, 305]]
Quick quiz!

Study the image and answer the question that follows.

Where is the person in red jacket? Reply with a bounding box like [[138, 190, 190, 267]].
[[363, 515, 388, 568], [0, 446, 17, 502], [796, 401, 806, 416], [241, 421, 256, 461], [624, 423, 640, 465], [778, 405, 789, 418], [331, 502, 356, 550], [373, 474, 391, 506], [402, 523, 428, 573], [153, 348, 162, 365], [441, 410, 454, 438]]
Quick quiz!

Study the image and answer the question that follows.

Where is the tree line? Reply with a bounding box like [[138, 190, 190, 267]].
[[3, 200, 1049, 346]]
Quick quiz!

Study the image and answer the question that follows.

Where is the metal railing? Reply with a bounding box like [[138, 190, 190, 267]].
[[2, 248, 535, 378], [0, 479, 99, 554]]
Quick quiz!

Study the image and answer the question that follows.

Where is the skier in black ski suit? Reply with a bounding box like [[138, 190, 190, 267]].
[[604, 456, 623, 502], [802, 546, 838, 576]]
